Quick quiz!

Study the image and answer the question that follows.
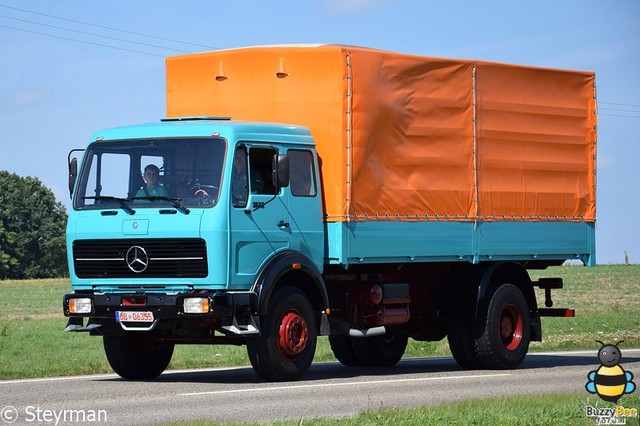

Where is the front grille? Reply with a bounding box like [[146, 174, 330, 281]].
[[73, 238, 208, 278]]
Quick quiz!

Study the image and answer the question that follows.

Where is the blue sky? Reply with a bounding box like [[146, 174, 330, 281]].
[[0, 1, 638, 264]]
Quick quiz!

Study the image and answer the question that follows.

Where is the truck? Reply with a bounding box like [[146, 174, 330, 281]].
[[63, 45, 597, 382]]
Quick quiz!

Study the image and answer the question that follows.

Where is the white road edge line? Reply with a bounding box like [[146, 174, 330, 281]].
[[178, 373, 511, 397], [0, 373, 119, 385], [0, 366, 246, 385]]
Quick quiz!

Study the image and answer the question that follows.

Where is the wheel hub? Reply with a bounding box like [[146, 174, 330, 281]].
[[500, 304, 524, 351], [278, 310, 308, 358]]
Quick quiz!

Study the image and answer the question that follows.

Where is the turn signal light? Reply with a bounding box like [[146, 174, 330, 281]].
[[69, 298, 92, 314], [183, 297, 210, 314]]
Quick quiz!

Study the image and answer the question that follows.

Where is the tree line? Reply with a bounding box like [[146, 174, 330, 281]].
[[0, 171, 68, 279]]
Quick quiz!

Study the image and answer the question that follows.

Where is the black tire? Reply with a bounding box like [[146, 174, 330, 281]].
[[474, 284, 531, 369], [350, 333, 408, 367], [447, 319, 482, 369], [329, 335, 364, 367], [103, 334, 174, 380], [246, 287, 317, 381]]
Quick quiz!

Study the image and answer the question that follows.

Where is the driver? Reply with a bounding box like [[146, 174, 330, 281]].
[[135, 164, 169, 198]]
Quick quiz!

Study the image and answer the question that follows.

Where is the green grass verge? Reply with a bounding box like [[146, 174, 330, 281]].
[[0, 265, 638, 380], [158, 393, 640, 426]]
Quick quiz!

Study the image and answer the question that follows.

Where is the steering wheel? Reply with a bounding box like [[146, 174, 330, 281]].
[[189, 184, 218, 198]]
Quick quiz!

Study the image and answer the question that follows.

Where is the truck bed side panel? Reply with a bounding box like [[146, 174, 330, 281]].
[[325, 221, 595, 267]]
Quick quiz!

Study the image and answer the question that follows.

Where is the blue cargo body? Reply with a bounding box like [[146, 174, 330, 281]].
[[325, 221, 595, 267]]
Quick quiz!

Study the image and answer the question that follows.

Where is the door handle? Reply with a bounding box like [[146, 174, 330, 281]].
[[277, 220, 290, 228]]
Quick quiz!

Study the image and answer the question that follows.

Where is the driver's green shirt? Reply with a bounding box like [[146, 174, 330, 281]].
[[135, 185, 169, 199]]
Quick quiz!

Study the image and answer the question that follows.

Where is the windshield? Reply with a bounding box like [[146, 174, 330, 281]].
[[74, 138, 226, 210]]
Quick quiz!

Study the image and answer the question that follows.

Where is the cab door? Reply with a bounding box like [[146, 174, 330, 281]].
[[228, 145, 291, 290], [285, 148, 324, 271]]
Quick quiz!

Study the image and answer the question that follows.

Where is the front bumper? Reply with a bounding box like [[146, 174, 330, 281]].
[[63, 291, 259, 335]]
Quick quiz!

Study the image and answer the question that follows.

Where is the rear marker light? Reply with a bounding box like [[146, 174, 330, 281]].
[[69, 298, 92, 314], [183, 297, 210, 314]]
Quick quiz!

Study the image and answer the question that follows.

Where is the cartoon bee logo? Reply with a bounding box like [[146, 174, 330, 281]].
[[586, 340, 636, 403]]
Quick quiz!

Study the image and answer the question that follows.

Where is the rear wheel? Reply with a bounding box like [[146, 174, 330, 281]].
[[350, 333, 408, 367], [103, 334, 174, 380], [247, 287, 317, 381], [447, 319, 481, 369], [474, 284, 531, 369], [329, 335, 363, 367]]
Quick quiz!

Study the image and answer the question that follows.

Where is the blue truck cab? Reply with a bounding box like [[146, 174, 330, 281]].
[[64, 118, 330, 380]]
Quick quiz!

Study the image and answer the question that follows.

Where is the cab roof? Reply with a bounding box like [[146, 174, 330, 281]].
[[89, 117, 314, 146]]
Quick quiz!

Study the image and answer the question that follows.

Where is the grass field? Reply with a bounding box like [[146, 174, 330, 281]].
[[0, 264, 638, 380]]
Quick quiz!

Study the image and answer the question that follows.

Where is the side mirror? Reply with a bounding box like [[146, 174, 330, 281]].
[[68, 148, 84, 198], [68, 157, 78, 198], [272, 153, 289, 190]]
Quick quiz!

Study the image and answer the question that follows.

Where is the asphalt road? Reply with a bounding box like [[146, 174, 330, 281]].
[[1, 349, 639, 425]]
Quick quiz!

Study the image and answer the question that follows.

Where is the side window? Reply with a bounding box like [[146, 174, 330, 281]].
[[82, 153, 130, 205], [248, 147, 276, 195], [99, 153, 131, 197], [231, 147, 249, 208], [289, 150, 316, 197]]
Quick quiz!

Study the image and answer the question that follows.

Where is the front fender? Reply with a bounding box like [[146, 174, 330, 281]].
[[252, 250, 328, 317]]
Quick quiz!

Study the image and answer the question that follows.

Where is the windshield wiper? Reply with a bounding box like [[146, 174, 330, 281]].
[[132, 196, 190, 215], [83, 196, 135, 215]]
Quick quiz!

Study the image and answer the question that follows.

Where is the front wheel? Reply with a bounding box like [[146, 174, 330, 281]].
[[474, 284, 531, 369], [103, 334, 174, 380], [247, 287, 317, 381]]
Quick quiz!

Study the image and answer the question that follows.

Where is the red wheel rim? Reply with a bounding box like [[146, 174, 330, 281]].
[[499, 304, 523, 351], [277, 309, 308, 359]]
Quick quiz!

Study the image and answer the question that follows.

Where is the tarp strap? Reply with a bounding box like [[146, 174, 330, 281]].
[[345, 52, 353, 221], [472, 65, 479, 229]]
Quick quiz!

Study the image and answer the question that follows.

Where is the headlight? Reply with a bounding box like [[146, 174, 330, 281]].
[[68, 298, 92, 314], [183, 297, 210, 314]]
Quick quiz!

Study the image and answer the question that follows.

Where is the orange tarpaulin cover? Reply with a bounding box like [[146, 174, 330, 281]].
[[166, 45, 596, 223]]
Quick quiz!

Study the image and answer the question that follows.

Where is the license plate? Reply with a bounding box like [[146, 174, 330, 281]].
[[116, 311, 154, 323]]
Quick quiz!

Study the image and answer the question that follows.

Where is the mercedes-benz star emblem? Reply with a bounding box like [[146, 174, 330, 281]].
[[126, 246, 149, 273]]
